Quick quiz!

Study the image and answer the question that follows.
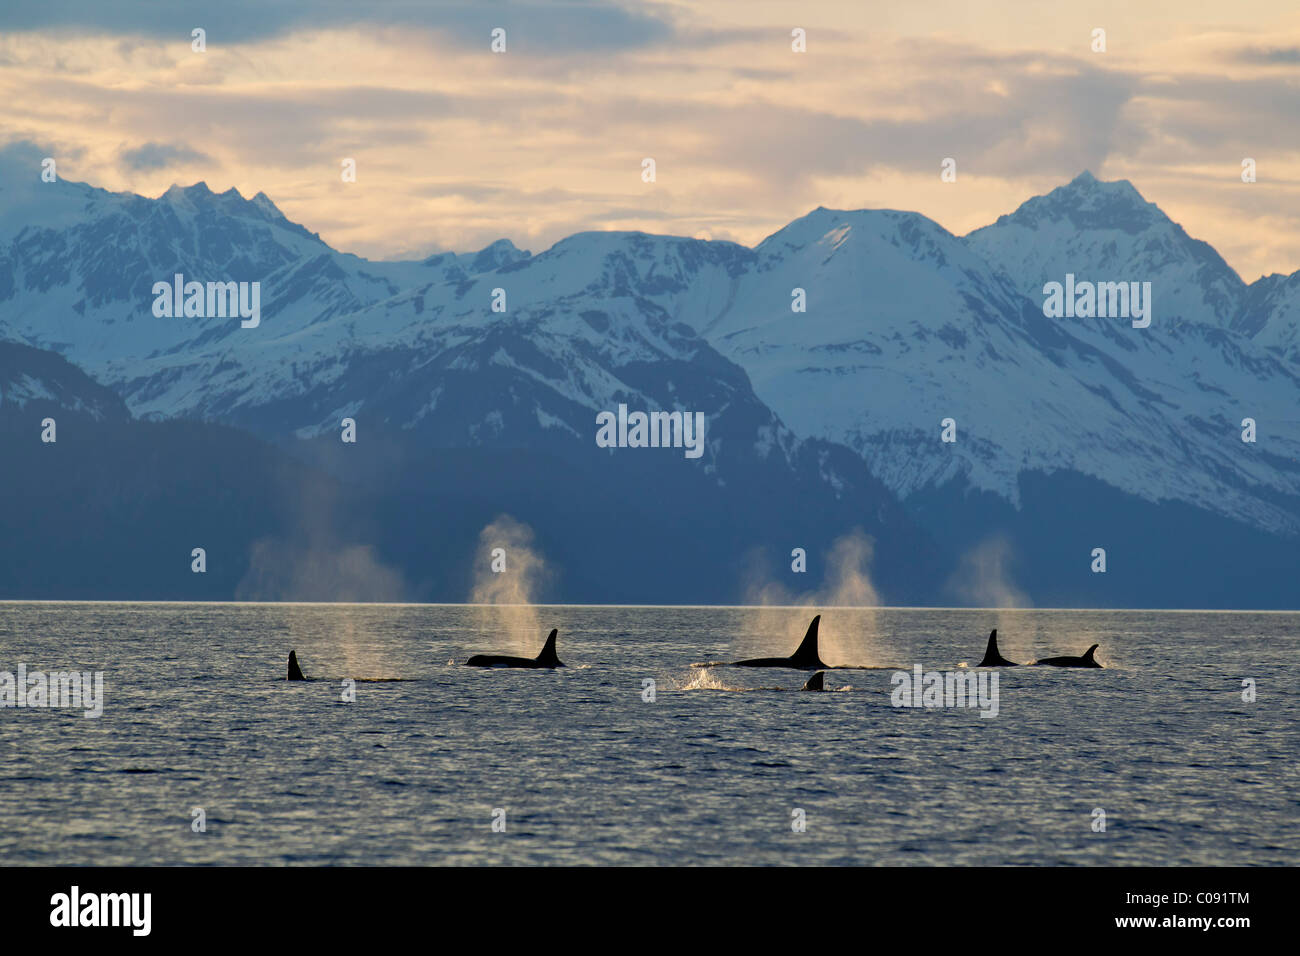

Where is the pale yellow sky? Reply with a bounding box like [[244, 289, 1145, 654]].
[[2, 1, 1298, 279]]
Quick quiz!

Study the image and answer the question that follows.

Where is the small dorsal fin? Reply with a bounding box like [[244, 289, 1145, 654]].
[[1083, 644, 1099, 663], [801, 671, 825, 691], [789, 615, 824, 667], [534, 628, 560, 666]]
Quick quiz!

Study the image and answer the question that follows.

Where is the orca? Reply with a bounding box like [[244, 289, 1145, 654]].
[[977, 629, 1018, 667], [1035, 644, 1102, 668], [733, 615, 827, 669], [286, 650, 306, 681], [466, 628, 563, 668], [800, 671, 826, 691]]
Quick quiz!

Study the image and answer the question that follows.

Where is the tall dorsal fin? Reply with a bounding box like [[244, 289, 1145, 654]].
[[978, 629, 1016, 666], [534, 628, 560, 666], [287, 649, 306, 681], [788, 615, 824, 667]]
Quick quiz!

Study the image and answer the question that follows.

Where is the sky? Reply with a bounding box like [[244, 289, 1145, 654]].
[[2, 0, 1299, 279]]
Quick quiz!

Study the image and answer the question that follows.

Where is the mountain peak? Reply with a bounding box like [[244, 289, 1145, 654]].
[[1059, 170, 1148, 206], [479, 238, 523, 255], [468, 237, 530, 273], [759, 205, 953, 259], [967, 172, 1247, 328], [975, 172, 1159, 237], [159, 181, 299, 229], [161, 181, 215, 205], [250, 190, 284, 219]]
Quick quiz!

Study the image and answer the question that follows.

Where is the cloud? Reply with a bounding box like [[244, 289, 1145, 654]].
[[120, 141, 212, 171], [1232, 45, 1300, 65], [0, 0, 682, 52], [1122, 72, 1300, 153], [0, 138, 56, 167], [4, 4, 1300, 278]]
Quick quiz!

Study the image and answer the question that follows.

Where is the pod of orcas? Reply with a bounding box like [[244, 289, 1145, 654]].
[[285, 615, 1104, 680]]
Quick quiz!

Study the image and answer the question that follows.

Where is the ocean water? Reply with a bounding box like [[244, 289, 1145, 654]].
[[0, 602, 1294, 866]]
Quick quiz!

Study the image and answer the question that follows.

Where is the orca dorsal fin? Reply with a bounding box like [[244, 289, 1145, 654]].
[[978, 629, 1016, 666], [1083, 643, 1099, 663], [789, 615, 824, 667], [534, 629, 560, 666], [287, 650, 306, 681], [802, 671, 825, 691], [978, 629, 1000, 666]]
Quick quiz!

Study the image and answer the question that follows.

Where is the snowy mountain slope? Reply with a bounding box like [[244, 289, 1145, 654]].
[[0, 167, 944, 603], [0, 164, 524, 366], [966, 172, 1246, 329], [958, 172, 1300, 529], [0, 163, 880, 504], [98, 223, 940, 597], [3, 161, 1300, 606], [698, 203, 1300, 534], [702, 206, 1064, 498], [1235, 270, 1300, 365], [90, 225, 755, 447], [0, 339, 129, 422]]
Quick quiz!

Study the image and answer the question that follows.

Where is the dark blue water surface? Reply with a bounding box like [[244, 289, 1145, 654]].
[[0, 603, 1294, 865]]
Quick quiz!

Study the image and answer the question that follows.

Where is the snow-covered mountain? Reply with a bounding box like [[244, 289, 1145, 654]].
[[0, 160, 941, 603], [699, 197, 1300, 537], [0, 169, 521, 365], [959, 172, 1300, 531], [966, 171, 1246, 329], [704, 205, 1080, 500], [2, 157, 1299, 605]]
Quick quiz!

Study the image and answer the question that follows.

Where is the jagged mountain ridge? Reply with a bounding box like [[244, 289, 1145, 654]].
[[3, 156, 1300, 604], [0, 159, 943, 603]]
